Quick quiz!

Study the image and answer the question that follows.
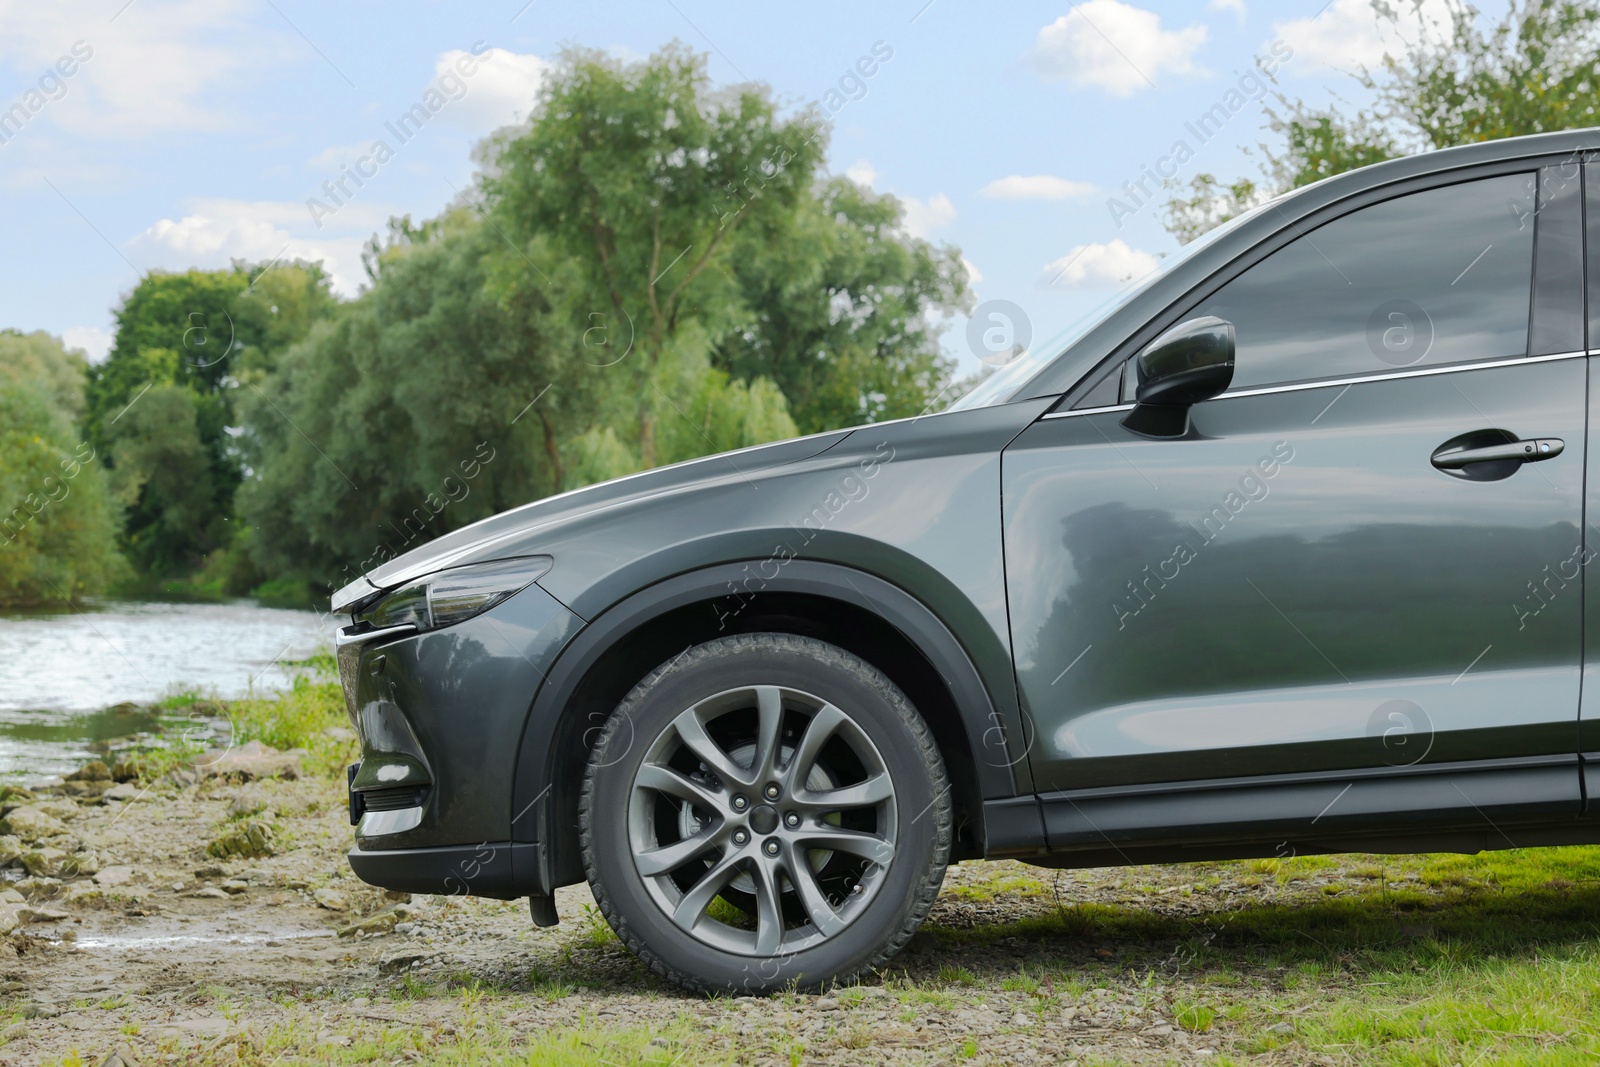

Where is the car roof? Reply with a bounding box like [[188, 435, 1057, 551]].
[[1014, 126, 1600, 402]]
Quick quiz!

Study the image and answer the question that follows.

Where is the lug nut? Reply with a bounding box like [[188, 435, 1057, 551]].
[[763, 783, 781, 800], [732, 829, 749, 845], [764, 839, 780, 856], [731, 795, 748, 811], [785, 812, 800, 829]]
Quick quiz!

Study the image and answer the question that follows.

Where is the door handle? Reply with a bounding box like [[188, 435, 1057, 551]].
[[1431, 436, 1563, 471]]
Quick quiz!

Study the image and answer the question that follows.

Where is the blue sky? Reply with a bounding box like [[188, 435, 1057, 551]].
[[0, 0, 1440, 375]]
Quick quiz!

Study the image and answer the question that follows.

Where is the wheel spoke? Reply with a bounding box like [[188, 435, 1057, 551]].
[[794, 772, 893, 811], [751, 685, 785, 782], [634, 763, 724, 812], [785, 702, 846, 790], [750, 860, 785, 956], [672, 710, 749, 787], [671, 851, 742, 933], [782, 841, 846, 937], [795, 825, 895, 867], [635, 830, 722, 877]]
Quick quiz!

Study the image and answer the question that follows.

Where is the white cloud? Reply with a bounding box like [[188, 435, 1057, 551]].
[[432, 48, 549, 133], [980, 174, 1098, 201], [845, 160, 879, 188], [1272, 0, 1453, 73], [1208, 0, 1247, 19], [899, 193, 956, 239], [1030, 1, 1208, 97], [0, 0, 275, 137], [960, 256, 984, 284], [62, 325, 112, 362], [1043, 240, 1159, 288], [130, 199, 378, 295]]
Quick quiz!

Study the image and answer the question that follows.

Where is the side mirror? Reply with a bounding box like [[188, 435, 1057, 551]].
[[1120, 316, 1235, 439]]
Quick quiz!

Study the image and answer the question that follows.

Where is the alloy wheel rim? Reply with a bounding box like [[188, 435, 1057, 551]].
[[626, 684, 898, 957]]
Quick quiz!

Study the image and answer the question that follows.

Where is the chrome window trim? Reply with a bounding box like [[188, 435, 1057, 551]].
[[1043, 350, 1586, 421]]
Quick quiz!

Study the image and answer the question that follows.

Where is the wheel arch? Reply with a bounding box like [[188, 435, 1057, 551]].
[[511, 560, 1031, 892]]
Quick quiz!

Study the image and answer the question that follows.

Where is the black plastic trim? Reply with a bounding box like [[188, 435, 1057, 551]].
[[511, 561, 1025, 890], [347, 841, 539, 900], [1039, 755, 1580, 853], [1532, 162, 1587, 356], [979, 796, 1046, 858]]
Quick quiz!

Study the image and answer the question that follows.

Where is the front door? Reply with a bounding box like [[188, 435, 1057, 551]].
[[1004, 169, 1588, 800]]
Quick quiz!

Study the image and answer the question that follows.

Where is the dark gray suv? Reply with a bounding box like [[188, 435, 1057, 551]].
[[334, 129, 1600, 993]]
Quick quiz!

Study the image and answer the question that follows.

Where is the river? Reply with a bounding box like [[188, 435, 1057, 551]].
[[0, 598, 332, 783]]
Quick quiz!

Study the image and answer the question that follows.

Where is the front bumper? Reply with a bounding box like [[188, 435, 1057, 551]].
[[336, 580, 582, 895]]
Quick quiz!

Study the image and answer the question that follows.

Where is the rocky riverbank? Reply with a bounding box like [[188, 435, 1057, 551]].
[[2, 731, 1599, 1065]]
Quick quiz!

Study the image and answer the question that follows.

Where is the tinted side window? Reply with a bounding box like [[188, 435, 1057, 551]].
[[1198, 174, 1537, 390]]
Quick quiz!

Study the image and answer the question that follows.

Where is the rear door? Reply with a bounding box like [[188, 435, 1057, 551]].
[[1004, 165, 1588, 811]]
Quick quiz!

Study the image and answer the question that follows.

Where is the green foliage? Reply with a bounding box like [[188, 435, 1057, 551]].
[[713, 177, 967, 432], [226, 658, 353, 778], [237, 214, 575, 589], [240, 45, 966, 588], [484, 44, 828, 469], [1166, 0, 1600, 240], [84, 264, 335, 577], [0, 334, 123, 606], [8, 45, 969, 596]]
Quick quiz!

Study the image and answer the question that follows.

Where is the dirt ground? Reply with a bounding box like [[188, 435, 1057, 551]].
[[1, 762, 1591, 1066]]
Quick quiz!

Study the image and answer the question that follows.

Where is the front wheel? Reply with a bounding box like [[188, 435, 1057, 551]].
[[579, 633, 952, 994]]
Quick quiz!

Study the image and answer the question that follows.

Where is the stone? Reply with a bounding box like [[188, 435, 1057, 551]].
[[206, 820, 277, 859], [195, 740, 302, 781], [20, 847, 69, 878], [34, 801, 79, 821], [378, 952, 434, 975], [94, 865, 136, 887], [65, 760, 112, 782], [56, 779, 110, 797], [192, 887, 229, 900], [102, 783, 140, 803], [0, 835, 22, 867], [60, 850, 98, 877], [98, 1046, 141, 1067], [313, 887, 349, 911], [0, 806, 69, 843], [17, 905, 68, 923], [336, 909, 397, 937], [109, 759, 147, 783], [0, 889, 22, 904], [219, 879, 249, 894], [229, 795, 272, 822], [0, 905, 19, 935]]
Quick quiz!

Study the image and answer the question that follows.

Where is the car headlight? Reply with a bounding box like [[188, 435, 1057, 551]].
[[358, 556, 553, 634]]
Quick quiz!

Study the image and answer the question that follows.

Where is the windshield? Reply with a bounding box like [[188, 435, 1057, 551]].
[[948, 196, 1281, 411]]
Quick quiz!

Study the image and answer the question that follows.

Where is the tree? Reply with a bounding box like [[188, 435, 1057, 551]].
[[237, 213, 586, 588], [484, 44, 825, 468], [714, 177, 968, 434], [1165, 0, 1600, 240], [85, 263, 335, 576], [0, 332, 123, 605], [240, 43, 974, 590]]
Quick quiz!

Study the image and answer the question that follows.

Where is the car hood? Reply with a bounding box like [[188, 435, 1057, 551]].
[[330, 428, 855, 613]]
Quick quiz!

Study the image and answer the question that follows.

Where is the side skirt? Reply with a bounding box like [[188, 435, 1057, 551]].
[[983, 755, 1589, 868]]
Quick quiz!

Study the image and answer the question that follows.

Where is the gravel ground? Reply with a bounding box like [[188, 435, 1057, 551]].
[[0, 762, 1521, 1065]]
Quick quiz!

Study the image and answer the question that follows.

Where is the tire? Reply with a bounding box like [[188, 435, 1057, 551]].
[[579, 632, 952, 994]]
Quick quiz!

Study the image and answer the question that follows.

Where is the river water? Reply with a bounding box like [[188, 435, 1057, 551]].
[[0, 599, 332, 782]]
